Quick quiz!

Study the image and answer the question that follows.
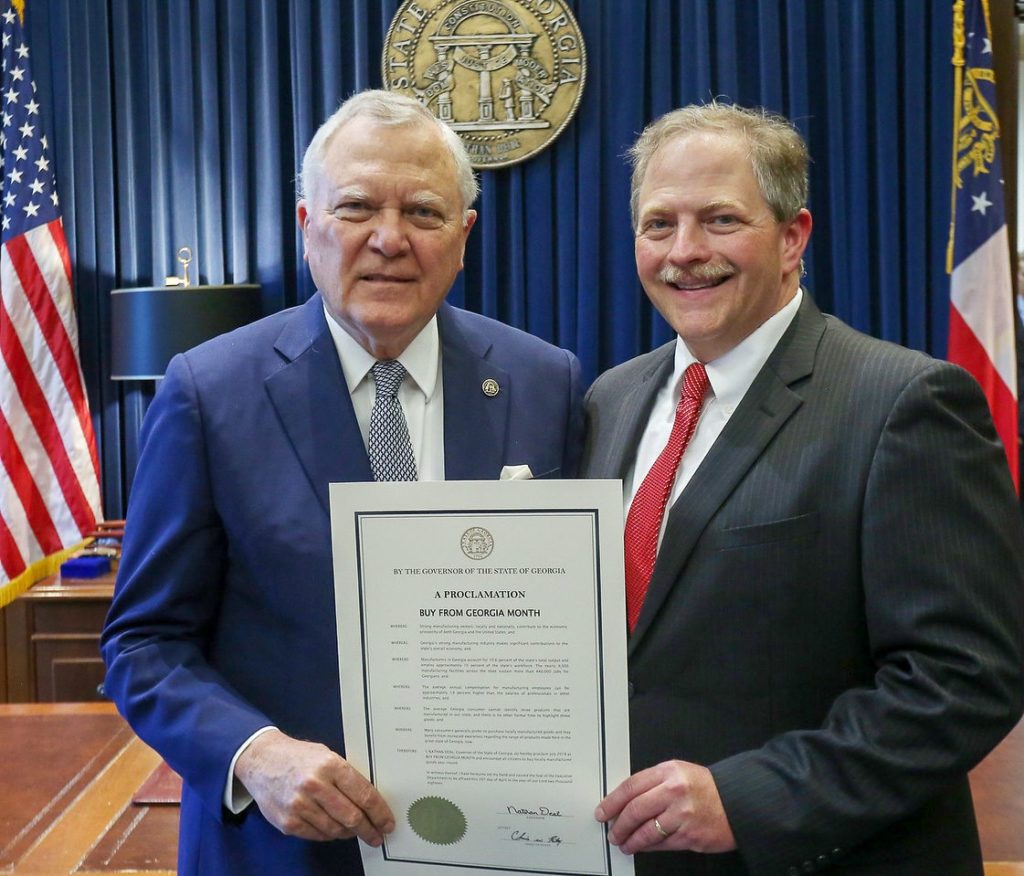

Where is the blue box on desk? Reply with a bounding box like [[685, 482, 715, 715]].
[[60, 555, 111, 579]]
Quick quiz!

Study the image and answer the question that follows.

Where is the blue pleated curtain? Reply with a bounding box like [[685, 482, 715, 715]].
[[29, 0, 955, 516]]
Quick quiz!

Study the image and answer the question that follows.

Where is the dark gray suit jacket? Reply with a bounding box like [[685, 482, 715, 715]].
[[582, 294, 1024, 876]]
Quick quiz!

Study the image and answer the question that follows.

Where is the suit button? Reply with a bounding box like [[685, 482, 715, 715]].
[[627, 681, 635, 698], [817, 855, 829, 866], [802, 862, 815, 873], [832, 848, 842, 857]]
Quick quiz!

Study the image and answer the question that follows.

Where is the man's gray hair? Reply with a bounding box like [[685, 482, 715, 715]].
[[298, 89, 479, 214], [628, 101, 809, 229]]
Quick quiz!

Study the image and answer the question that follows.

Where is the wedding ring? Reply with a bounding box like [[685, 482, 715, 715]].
[[654, 817, 671, 839]]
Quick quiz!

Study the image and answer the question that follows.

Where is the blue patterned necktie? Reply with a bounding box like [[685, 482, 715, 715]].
[[368, 360, 418, 482]]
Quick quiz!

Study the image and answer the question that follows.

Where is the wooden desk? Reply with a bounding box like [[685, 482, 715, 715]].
[[1, 571, 114, 703], [0, 703, 177, 875], [972, 718, 1024, 875]]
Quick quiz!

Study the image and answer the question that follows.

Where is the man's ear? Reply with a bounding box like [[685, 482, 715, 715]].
[[780, 208, 812, 274], [456, 209, 478, 270], [296, 200, 310, 260]]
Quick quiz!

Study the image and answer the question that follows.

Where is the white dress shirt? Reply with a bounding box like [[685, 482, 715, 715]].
[[624, 289, 803, 549], [324, 304, 445, 481]]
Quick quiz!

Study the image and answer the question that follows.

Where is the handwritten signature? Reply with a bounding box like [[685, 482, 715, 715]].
[[511, 830, 563, 844], [505, 805, 565, 817]]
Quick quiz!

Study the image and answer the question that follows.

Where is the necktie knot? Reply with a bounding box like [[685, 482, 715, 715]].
[[682, 361, 709, 403], [372, 360, 407, 399]]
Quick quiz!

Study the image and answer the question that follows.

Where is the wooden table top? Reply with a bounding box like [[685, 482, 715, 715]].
[[0, 703, 177, 875], [18, 570, 117, 600], [971, 717, 1024, 874]]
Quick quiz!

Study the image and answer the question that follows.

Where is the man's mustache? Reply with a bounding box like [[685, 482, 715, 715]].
[[658, 263, 735, 286]]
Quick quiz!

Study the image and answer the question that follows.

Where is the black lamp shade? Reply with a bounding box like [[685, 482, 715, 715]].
[[110, 284, 262, 380]]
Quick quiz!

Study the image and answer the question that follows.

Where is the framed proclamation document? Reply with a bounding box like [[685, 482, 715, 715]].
[[330, 479, 633, 876]]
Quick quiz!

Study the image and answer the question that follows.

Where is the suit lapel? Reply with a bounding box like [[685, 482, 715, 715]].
[[265, 295, 371, 517], [438, 304, 511, 480], [595, 345, 676, 480], [628, 295, 826, 650]]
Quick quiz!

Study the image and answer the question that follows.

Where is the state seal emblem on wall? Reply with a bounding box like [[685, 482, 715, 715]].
[[383, 0, 587, 169]]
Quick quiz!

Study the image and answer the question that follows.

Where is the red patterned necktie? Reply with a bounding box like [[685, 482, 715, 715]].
[[623, 362, 710, 632]]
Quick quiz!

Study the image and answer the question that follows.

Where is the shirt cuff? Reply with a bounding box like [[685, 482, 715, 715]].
[[223, 725, 277, 814]]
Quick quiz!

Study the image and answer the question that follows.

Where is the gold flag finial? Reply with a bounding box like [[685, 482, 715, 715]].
[[11, 0, 25, 25]]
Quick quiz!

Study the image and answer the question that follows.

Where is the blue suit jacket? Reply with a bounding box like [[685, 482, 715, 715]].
[[101, 295, 584, 875]]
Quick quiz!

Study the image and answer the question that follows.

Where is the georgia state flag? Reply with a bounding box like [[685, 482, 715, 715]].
[[947, 0, 1019, 490]]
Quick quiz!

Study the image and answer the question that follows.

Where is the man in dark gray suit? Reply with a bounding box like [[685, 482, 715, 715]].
[[584, 102, 1024, 876]]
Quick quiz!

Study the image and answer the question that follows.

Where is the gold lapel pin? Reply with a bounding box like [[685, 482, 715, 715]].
[[481, 378, 500, 398]]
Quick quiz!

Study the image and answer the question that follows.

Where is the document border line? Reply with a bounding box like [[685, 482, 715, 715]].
[[351, 507, 614, 876]]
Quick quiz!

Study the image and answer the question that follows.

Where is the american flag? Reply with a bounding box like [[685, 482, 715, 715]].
[[1, 0, 102, 602], [947, 0, 1019, 491]]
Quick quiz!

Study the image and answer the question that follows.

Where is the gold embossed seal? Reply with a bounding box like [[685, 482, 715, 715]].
[[407, 795, 468, 844], [383, 0, 587, 169]]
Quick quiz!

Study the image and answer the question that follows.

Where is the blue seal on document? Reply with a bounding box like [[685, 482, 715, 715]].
[[407, 795, 467, 845], [461, 527, 493, 560]]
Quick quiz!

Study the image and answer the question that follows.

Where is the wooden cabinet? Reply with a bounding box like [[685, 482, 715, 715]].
[[1, 571, 114, 703]]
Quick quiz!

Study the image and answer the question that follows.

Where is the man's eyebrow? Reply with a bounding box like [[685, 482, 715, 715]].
[[331, 185, 370, 202], [637, 197, 746, 217], [700, 198, 745, 213], [408, 191, 448, 208], [637, 201, 671, 218]]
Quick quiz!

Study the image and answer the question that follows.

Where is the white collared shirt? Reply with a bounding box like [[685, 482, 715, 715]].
[[624, 289, 803, 547], [323, 303, 445, 481]]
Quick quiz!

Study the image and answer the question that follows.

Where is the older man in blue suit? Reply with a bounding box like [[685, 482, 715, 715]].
[[102, 90, 584, 875]]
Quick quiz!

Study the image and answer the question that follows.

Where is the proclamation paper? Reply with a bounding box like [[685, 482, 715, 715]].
[[330, 480, 633, 876]]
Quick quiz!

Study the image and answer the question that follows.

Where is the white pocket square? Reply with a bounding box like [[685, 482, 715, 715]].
[[499, 464, 534, 481]]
